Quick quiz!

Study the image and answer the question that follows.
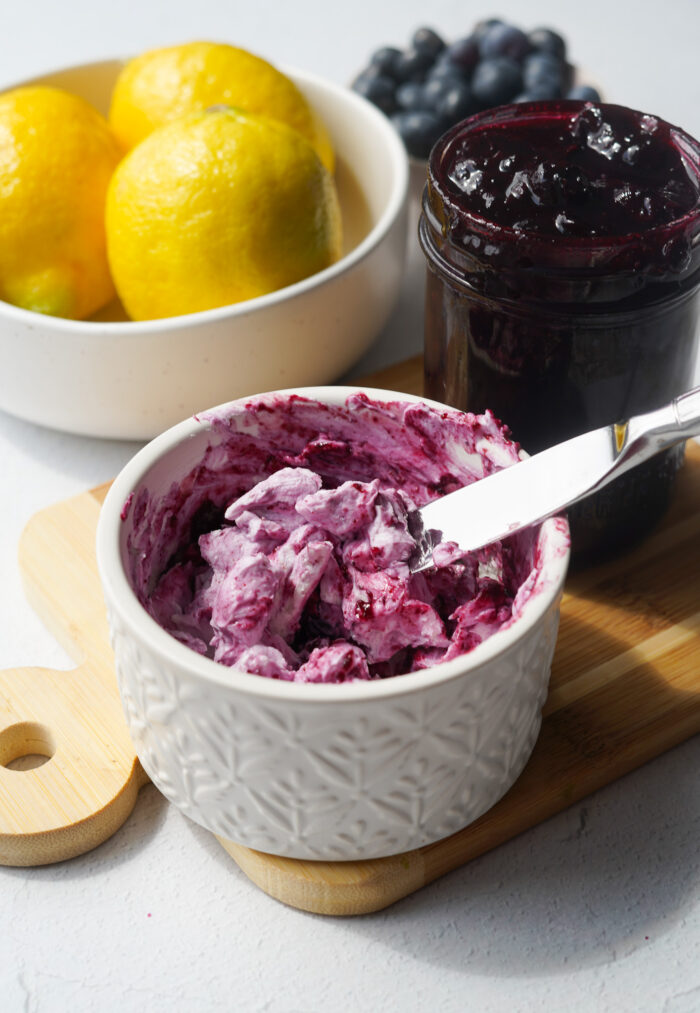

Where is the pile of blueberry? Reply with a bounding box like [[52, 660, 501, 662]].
[[352, 19, 600, 159]]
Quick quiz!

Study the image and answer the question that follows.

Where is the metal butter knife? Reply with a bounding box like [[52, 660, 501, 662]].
[[411, 385, 700, 570]]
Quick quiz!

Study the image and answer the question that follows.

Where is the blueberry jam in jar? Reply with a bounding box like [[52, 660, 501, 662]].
[[420, 101, 700, 560]]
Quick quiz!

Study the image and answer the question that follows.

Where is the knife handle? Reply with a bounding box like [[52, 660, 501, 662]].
[[614, 384, 700, 483]]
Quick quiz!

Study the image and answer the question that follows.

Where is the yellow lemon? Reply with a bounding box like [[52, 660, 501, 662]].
[[0, 86, 122, 319], [105, 107, 342, 321], [109, 41, 335, 172]]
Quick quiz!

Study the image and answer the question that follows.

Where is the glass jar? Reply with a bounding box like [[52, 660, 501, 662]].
[[420, 101, 700, 561]]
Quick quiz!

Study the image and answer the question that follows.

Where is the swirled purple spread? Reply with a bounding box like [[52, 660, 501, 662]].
[[124, 393, 567, 683]]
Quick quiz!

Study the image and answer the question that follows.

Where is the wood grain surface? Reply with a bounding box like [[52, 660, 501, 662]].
[[0, 484, 148, 866], [1, 356, 698, 917]]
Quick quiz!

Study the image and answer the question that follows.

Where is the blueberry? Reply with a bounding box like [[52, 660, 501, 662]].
[[528, 27, 567, 60], [561, 61, 575, 91], [428, 66, 465, 89], [513, 79, 562, 102], [411, 26, 446, 60], [391, 110, 445, 158], [473, 18, 505, 41], [566, 84, 602, 103], [443, 35, 480, 75], [523, 52, 565, 92], [393, 47, 434, 83], [396, 81, 429, 111], [369, 46, 403, 79], [471, 58, 523, 107], [422, 75, 459, 108], [352, 74, 397, 115], [479, 23, 531, 62], [435, 81, 477, 124], [427, 53, 466, 84]]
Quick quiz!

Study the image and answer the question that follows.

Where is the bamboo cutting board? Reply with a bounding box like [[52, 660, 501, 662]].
[[1, 354, 699, 915]]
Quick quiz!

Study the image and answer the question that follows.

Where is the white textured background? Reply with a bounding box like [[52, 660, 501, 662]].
[[1, 1, 699, 1010]]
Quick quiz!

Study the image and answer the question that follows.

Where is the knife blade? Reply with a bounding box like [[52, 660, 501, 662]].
[[412, 386, 700, 569]]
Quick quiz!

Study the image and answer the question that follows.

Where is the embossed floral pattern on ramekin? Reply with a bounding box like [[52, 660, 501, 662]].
[[108, 597, 560, 859]]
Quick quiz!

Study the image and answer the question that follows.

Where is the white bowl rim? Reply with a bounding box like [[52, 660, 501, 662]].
[[96, 385, 571, 704], [0, 59, 409, 335]]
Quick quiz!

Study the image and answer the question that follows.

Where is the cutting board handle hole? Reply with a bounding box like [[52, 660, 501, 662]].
[[0, 721, 55, 771]]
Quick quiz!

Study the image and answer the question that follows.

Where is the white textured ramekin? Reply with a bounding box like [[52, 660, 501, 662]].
[[96, 386, 570, 860]]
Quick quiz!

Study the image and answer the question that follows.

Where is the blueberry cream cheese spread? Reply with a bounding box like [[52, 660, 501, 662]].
[[124, 394, 567, 683], [421, 101, 700, 559]]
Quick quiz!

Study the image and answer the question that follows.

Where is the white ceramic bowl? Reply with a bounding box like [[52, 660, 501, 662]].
[[96, 386, 570, 861], [0, 61, 409, 440]]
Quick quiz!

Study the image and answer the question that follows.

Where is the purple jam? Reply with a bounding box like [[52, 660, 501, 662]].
[[443, 103, 698, 238], [421, 101, 700, 560]]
